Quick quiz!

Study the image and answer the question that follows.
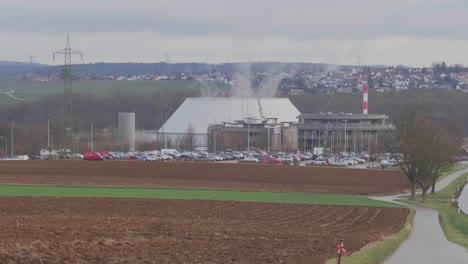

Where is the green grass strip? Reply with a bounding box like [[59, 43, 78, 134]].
[[325, 208, 415, 264], [0, 184, 401, 208]]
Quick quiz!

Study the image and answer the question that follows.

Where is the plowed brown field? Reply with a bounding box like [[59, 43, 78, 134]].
[[0, 197, 408, 264], [0, 160, 409, 195]]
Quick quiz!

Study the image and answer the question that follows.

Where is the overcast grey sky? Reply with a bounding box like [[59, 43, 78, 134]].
[[1, 0, 467, 67]]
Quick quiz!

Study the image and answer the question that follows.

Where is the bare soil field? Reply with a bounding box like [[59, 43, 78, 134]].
[[0, 160, 409, 195], [0, 197, 408, 264]]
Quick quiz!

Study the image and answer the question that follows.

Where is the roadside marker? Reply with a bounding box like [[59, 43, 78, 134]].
[[336, 242, 347, 264]]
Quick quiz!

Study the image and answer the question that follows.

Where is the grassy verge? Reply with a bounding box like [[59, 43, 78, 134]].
[[405, 172, 468, 249], [325, 208, 414, 264], [0, 184, 401, 208]]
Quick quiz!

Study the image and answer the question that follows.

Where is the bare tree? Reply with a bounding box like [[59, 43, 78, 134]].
[[427, 119, 463, 194], [182, 123, 196, 151], [397, 110, 426, 199], [397, 103, 462, 201]]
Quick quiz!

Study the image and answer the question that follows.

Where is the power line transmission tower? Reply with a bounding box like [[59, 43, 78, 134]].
[[165, 52, 171, 63], [53, 35, 83, 153], [29, 53, 35, 67]]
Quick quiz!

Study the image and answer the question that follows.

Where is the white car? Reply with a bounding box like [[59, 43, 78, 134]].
[[243, 156, 259, 163], [381, 159, 398, 169], [352, 157, 366, 164], [210, 154, 224, 161], [343, 158, 358, 165], [311, 158, 327, 165], [157, 154, 173, 160], [146, 154, 158, 161], [331, 160, 348, 167]]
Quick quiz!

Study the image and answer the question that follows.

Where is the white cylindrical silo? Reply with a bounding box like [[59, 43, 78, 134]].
[[118, 112, 136, 152]]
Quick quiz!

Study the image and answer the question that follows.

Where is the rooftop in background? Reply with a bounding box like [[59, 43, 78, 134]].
[[299, 112, 389, 120]]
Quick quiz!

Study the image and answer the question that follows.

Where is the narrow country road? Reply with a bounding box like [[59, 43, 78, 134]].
[[5, 92, 27, 101], [370, 167, 468, 264]]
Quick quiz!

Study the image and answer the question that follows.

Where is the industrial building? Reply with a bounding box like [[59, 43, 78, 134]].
[[133, 84, 393, 154], [297, 112, 394, 154], [207, 118, 297, 152], [139, 98, 301, 149], [296, 85, 395, 155]]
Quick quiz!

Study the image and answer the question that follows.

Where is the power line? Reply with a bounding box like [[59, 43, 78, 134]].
[[53, 35, 83, 153], [165, 52, 171, 64], [28, 53, 35, 67]]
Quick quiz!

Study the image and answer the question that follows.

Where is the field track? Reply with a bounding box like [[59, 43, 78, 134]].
[[0, 160, 409, 195], [0, 197, 408, 263]]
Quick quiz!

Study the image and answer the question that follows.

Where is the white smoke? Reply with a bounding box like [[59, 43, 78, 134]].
[[199, 80, 229, 98], [323, 64, 339, 76], [230, 63, 291, 98], [256, 72, 291, 97], [230, 70, 255, 98]]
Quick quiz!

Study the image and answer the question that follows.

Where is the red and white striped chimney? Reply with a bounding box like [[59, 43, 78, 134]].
[[363, 84, 368, 115]]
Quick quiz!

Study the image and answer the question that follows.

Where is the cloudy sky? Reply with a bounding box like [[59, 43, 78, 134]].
[[1, 0, 467, 67]]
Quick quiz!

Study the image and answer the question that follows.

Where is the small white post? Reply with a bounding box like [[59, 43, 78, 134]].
[[457, 184, 460, 192], [452, 195, 455, 203]]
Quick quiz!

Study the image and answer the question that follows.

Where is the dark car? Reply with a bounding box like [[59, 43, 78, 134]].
[[179, 154, 194, 161]]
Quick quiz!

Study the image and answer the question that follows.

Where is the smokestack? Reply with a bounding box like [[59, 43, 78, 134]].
[[363, 84, 368, 115]]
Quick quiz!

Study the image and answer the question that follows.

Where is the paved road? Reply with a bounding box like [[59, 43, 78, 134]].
[[370, 167, 468, 264], [459, 182, 468, 215]]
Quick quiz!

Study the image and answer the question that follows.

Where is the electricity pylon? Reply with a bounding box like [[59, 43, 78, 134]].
[[53, 35, 82, 153]]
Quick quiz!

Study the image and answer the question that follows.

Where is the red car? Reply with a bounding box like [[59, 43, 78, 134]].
[[260, 156, 281, 164], [83, 152, 103, 161]]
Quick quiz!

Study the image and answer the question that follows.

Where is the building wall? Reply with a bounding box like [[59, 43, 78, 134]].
[[297, 113, 394, 154], [207, 124, 298, 152]]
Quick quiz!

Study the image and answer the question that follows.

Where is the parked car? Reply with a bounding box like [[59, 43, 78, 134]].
[[352, 157, 366, 164], [161, 149, 181, 158], [194, 155, 212, 161], [283, 155, 294, 162], [294, 154, 304, 161], [330, 160, 348, 167], [342, 158, 357, 166], [310, 158, 327, 165], [243, 156, 259, 163], [157, 154, 173, 161], [380, 159, 398, 169], [260, 156, 281, 164], [83, 152, 103, 161], [28, 155, 41, 160], [231, 152, 245, 159], [179, 154, 195, 160]]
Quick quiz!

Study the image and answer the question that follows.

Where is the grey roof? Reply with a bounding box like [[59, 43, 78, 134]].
[[298, 113, 389, 120], [159, 98, 301, 134]]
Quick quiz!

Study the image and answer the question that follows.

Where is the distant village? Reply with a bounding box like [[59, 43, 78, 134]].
[[34, 62, 468, 95]]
